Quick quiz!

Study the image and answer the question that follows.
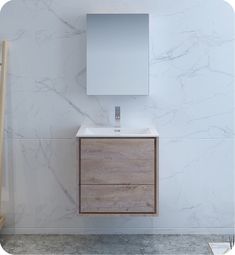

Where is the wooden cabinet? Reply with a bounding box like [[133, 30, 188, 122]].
[[78, 138, 158, 215]]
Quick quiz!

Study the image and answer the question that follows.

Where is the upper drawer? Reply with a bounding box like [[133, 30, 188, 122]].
[[80, 138, 155, 185], [80, 138, 155, 160]]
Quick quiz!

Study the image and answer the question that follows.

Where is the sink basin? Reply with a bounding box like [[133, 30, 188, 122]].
[[76, 126, 159, 137]]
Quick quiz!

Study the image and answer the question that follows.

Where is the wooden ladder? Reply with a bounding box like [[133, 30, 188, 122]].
[[0, 41, 8, 229]]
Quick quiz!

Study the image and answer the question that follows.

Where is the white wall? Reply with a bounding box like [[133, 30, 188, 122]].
[[0, 0, 234, 234]]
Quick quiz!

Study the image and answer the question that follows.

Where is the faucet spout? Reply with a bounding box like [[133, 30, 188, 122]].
[[115, 106, 121, 128]]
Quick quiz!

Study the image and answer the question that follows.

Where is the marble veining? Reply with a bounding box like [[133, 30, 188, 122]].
[[0, 0, 233, 234]]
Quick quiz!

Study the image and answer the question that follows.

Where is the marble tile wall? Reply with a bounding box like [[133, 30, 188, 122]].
[[0, 0, 233, 234]]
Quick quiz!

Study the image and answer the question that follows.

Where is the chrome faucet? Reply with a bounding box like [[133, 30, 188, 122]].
[[115, 106, 121, 128]]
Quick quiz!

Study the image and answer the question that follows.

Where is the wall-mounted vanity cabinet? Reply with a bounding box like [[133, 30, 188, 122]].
[[76, 127, 159, 215], [86, 14, 149, 95]]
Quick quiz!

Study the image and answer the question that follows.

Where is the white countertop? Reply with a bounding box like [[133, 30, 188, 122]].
[[76, 126, 159, 138]]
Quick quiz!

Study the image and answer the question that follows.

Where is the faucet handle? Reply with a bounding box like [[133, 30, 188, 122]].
[[115, 106, 120, 112]]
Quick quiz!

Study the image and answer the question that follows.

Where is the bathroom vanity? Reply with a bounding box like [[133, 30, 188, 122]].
[[82, 13, 156, 215], [76, 127, 159, 215]]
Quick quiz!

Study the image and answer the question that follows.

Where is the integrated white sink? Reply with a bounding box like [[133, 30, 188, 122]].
[[76, 126, 159, 137]]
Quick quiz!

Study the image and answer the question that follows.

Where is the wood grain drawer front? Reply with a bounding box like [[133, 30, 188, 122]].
[[80, 138, 155, 160], [80, 185, 155, 213], [80, 138, 155, 185], [81, 158, 154, 185]]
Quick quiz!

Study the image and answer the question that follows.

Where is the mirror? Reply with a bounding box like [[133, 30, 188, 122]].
[[87, 14, 149, 95]]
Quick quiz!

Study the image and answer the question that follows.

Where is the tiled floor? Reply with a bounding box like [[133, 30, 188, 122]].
[[0, 234, 230, 255]]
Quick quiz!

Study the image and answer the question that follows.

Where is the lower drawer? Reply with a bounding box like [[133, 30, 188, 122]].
[[80, 185, 156, 214]]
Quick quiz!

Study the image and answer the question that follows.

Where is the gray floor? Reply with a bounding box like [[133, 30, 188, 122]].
[[0, 234, 229, 255]]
